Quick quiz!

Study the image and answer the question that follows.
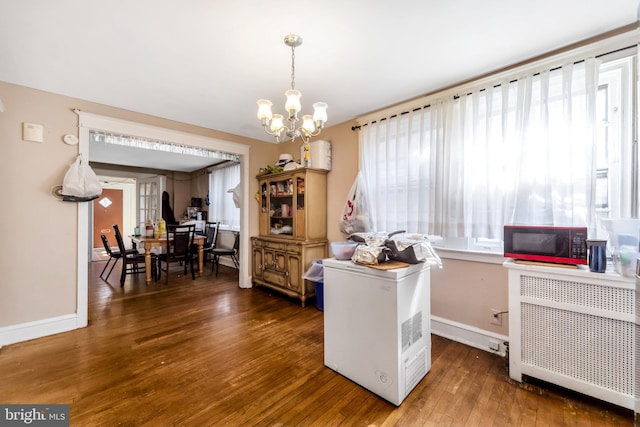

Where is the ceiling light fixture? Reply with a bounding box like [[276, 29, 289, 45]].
[[257, 34, 328, 146]]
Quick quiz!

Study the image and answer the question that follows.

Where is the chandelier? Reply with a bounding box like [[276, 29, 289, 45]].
[[256, 34, 328, 145]]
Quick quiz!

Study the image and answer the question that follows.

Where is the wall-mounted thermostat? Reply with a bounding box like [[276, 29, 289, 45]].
[[23, 122, 44, 143]]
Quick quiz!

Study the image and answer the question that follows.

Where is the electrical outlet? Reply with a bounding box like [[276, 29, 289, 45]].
[[491, 309, 502, 326], [488, 339, 500, 352]]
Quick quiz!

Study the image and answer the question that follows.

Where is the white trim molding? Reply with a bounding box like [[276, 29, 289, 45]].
[[431, 315, 509, 357], [0, 315, 79, 347]]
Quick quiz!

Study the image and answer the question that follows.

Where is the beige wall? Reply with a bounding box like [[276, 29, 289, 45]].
[[1, 82, 81, 325], [173, 175, 193, 220], [0, 79, 509, 341], [431, 258, 508, 335], [190, 172, 209, 219]]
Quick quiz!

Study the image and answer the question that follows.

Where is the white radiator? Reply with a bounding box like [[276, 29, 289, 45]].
[[505, 260, 635, 410]]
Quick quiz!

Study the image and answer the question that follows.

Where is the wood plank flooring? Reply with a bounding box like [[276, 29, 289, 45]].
[[0, 260, 634, 426]]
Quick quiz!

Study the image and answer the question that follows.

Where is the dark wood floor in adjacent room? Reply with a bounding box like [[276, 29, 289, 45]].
[[0, 260, 634, 426]]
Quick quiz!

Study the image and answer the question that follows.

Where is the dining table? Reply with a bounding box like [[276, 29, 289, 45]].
[[131, 233, 206, 283]]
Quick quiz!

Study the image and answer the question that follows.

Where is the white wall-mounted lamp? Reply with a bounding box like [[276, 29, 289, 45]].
[[0, 98, 5, 113]]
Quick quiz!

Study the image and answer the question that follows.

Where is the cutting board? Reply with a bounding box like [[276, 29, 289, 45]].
[[367, 260, 410, 270], [514, 260, 579, 269]]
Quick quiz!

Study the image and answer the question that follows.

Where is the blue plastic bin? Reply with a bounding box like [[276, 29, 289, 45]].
[[303, 260, 324, 311], [315, 281, 324, 311]]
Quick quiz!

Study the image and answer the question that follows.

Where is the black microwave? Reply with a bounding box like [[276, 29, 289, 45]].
[[504, 225, 588, 265]]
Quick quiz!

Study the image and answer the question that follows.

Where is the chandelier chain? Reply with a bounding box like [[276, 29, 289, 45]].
[[290, 44, 296, 90], [256, 34, 327, 145]]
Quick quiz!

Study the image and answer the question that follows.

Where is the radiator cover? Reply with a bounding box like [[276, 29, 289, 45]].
[[505, 260, 635, 410]]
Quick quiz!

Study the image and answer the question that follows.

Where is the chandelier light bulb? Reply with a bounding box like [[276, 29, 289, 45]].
[[270, 114, 284, 133], [257, 99, 273, 121], [256, 34, 328, 144], [302, 115, 315, 134], [312, 102, 328, 125], [285, 90, 302, 116]]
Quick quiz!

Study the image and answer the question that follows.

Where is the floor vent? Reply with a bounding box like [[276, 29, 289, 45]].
[[405, 347, 427, 396]]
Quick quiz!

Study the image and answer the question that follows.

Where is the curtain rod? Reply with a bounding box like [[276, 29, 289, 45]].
[[352, 42, 636, 132]]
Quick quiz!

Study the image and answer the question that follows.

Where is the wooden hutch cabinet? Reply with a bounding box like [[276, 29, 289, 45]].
[[251, 167, 328, 306]]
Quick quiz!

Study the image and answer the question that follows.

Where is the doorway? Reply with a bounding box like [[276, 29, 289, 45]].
[[93, 188, 123, 260], [92, 177, 137, 261], [76, 111, 251, 303]]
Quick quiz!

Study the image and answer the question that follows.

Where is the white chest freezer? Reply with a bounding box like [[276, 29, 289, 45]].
[[323, 258, 431, 406]]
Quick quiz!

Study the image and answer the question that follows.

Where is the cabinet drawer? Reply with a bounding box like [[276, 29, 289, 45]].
[[263, 270, 286, 288], [286, 243, 302, 254], [262, 241, 288, 251]]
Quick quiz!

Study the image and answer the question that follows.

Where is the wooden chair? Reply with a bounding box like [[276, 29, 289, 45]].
[[211, 231, 240, 276], [113, 224, 150, 287], [99, 234, 138, 281], [158, 223, 196, 282]]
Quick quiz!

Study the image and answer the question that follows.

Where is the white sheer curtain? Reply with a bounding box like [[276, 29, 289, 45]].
[[505, 60, 599, 229], [360, 58, 600, 240], [208, 163, 240, 229]]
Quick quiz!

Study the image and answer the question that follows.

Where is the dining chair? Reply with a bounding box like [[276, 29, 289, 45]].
[[99, 234, 139, 281], [211, 231, 240, 276], [113, 224, 151, 287], [99, 234, 121, 280], [202, 222, 220, 269], [158, 223, 196, 282]]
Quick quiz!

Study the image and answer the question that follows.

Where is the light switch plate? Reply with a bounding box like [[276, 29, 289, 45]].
[[23, 122, 44, 143]]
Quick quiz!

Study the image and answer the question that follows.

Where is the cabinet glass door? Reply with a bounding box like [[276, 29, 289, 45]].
[[295, 176, 305, 238], [269, 177, 294, 236]]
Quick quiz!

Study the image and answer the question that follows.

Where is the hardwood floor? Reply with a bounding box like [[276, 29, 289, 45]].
[[0, 260, 634, 426]]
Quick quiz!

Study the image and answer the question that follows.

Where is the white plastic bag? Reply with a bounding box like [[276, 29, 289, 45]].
[[62, 154, 102, 201], [339, 172, 371, 234], [302, 260, 324, 282]]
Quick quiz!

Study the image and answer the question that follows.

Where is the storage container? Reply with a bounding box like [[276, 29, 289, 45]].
[[330, 241, 358, 260], [600, 218, 640, 277], [302, 259, 325, 311], [300, 140, 331, 170], [315, 281, 324, 311]]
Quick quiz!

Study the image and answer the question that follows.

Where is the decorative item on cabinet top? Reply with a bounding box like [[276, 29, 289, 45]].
[[257, 141, 331, 178]]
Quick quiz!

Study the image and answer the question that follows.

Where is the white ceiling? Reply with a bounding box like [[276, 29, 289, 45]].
[[0, 1, 637, 171]]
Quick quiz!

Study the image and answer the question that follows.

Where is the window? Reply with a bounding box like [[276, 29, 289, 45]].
[[594, 56, 635, 225], [208, 163, 241, 229], [360, 48, 636, 253], [137, 175, 165, 225]]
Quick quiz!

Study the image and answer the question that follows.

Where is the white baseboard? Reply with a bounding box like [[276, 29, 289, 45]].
[[431, 315, 509, 357], [0, 314, 81, 347]]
